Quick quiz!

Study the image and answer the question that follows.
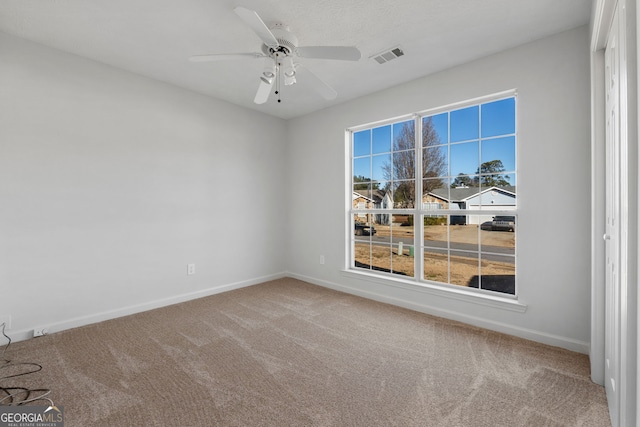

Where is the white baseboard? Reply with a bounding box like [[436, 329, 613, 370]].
[[287, 271, 590, 354], [7, 271, 589, 355], [7, 272, 287, 343]]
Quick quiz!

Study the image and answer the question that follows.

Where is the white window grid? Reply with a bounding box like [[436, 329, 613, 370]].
[[348, 90, 517, 297]]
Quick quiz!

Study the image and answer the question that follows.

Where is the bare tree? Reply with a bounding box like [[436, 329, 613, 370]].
[[383, 118, 446, 207]]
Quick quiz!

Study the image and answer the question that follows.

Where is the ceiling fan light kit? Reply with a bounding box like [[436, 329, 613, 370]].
[[282, 56, 295, 77], [262, 58, 276, 80], [189, 6, 361, 105]]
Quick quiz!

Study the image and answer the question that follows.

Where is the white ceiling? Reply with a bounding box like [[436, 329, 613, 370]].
[[0, 0, 592, 119]]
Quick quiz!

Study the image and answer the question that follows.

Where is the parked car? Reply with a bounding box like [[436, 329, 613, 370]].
[[491, 216, 515, 232], [354, 223, 376, 236], [480, 221, 494, 231]]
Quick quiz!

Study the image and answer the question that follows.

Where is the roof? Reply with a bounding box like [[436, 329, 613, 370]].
[[429, 186, 516, 202], [353, 189, 388, 203]]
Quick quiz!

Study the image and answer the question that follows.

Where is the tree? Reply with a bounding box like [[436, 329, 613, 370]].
[[473, 160, 511, 187], [353, 175, 379, 191], [451, 174, 473, 188], [382, 118, 446, 207]]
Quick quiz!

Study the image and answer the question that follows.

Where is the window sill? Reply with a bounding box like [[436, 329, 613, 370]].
[[340, 269, 527, 313]]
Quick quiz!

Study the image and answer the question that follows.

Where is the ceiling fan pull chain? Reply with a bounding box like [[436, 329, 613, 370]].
[[275, 54, 282, 103]]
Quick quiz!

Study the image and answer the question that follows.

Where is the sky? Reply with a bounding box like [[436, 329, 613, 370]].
[[353, 97, 516, 189]]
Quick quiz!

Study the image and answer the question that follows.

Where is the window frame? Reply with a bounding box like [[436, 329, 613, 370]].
[[347, 90, 518, 300]]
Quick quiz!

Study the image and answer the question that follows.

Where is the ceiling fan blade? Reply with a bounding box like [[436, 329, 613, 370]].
[[254, 78, 274, 104], [296, 64, 337, 100], [295, 46, 361, 61], [189, 53, 265, 62], [234, 7, 279, 49]]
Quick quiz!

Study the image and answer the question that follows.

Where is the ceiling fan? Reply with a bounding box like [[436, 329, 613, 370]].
[[189, 7, 361, 104]]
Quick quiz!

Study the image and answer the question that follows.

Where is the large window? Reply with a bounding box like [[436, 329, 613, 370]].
[[349, 92, 516, 296]]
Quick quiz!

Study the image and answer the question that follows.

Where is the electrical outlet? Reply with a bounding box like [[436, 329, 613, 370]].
[[33, 327, 48, 337], [0, 315, 11, 330], [187, 264, 196, 275], [319, 255, 325, 265]]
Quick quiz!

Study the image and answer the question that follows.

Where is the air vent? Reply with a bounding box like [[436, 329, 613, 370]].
[[371, 46, 405, 64]]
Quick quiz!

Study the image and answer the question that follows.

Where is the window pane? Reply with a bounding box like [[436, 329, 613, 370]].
[[424, 114, 447, 146], [354, 213, 375, 234], [375, 208, 392, 227], [353, 180, 371, 192], [423, 215, 448, 247], [353, 186, 371, 209], [392, 150, 414, 181], [451, 106, 479, 142], [391, 214, 414, 277], [450, 141, 479, 176], [353, 157, 370, 181], [353, 180, 370, 193], [450, 215, 479, 249], [424, 247, 448, 283], [481, 220, 515, 255], [393, 180, 415, 208], [424, 146, 448, 178], [423, 179, 449, 208], [480, 173, 515, 190], [481, 98, 515, 138], [477, 187, 516, 209], [353, 130, 370, 156], [372, 154, 390, 182], [393, 120, 415, 150], [372, 125, 391, 154], [371, 244, 392, 273], [391, 214, 414, 235], [354, 242, 372, 270], [374, 217, 391, 243], [375, 181, 392, 211], [449, 175, 476, 190], [479, 253, 515, 295], [481, 136, 515, 173], [450, 250, 479, 287]]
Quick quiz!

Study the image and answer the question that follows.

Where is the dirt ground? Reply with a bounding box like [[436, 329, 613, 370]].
[[374, 224, 515, 248], [354, 224, 515, 288]]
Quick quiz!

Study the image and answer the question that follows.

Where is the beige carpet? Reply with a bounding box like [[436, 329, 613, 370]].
[[3, 278, 610, 426]]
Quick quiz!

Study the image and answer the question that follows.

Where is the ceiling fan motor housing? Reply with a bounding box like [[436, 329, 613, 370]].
[[261, 24, 298, 58]]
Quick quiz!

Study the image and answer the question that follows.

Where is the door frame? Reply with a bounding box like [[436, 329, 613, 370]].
[[590, 0, 638, 426], [604, 6, 623, 424]]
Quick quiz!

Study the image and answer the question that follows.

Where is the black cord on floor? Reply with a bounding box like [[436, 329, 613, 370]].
[[0, 322, 54, 407]]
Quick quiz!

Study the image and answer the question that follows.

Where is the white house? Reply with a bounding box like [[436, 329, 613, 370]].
[[426, 186, 516, 224]]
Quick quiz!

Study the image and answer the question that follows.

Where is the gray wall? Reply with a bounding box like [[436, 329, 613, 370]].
[[0, 33, 288, 340], [286, 26, 592, 352]]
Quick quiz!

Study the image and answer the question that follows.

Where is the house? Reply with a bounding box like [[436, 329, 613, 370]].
[[0, 0, 636, 426], [352, 191, 375, 210], [425, 186, 516, 224], [353, 189, 393, 225]]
